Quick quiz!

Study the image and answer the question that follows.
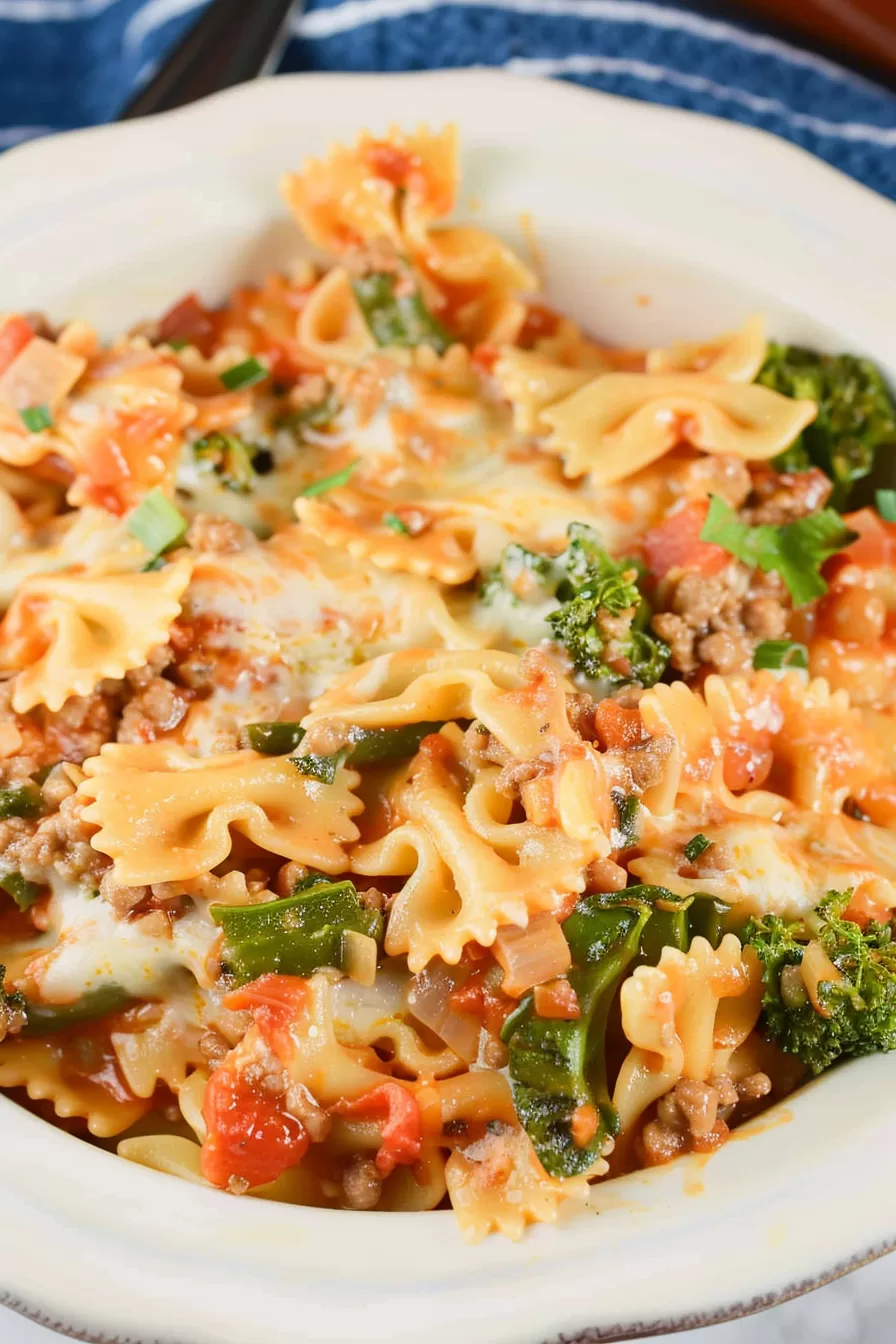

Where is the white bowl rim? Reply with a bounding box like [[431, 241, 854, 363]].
[[0, 67, 895, 1344]]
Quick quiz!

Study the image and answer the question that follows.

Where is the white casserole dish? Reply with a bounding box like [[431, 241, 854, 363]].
[[0, 69, 895, 1344]]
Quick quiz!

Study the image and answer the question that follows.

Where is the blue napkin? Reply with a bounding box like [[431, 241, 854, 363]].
[[0, 0, 893, 200]]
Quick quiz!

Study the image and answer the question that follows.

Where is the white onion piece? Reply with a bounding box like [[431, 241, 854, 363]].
[[0, 336, 85, 410], [493, 914, 571, 997], [407, 961, 480, 1063]]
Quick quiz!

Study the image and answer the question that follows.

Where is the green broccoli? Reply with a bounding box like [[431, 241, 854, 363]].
[[0, 963, 27, 1040], [757, 345, 896, 508], [192, 432, 271, 494], [480, 523, 669, 688], [744, 890, 896, 1074]]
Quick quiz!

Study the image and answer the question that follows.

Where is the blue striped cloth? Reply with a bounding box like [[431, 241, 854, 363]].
[[0, 0, 894, 199]]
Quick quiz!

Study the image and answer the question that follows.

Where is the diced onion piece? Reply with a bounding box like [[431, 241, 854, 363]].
[[493, 914, 572, 997], [0, 336, 85, 411], [800, 939, 843, 1017], [407, 961, 480, 1063], [344, 930, 378, 987]]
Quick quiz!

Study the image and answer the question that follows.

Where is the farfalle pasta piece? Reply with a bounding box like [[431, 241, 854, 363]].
[[77, 742, 363, 885], [543, 371, 816, 484], [282, 125, 458, 256], [0, 1036, 151, 1138], [110, 1006, 205, 1100], [297, 267, 377, 367], [445, 1123, 590, 1243], [283, 126, 535, 347], [0, 506, 140, 611], [0, 333, 195, 513], [646, 314, 767, 382], [304, 648, 582, 761], [492, 348, 594, 434], [612, 934, 762, 1134], [295, 489, 480, 585], [0, 558, 191, 713], [352, 734, 601, 970]]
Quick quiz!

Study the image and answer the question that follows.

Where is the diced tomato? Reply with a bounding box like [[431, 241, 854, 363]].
[[201, 1063, 309, 1191], [330, 1082, 422, 1177], [518, 303, 560, 349], [449, 965, 515, 1034], [843, 884, 895, 929], [0, 315, 33, 376], [224, 974, 308, 1056], [593, 699, 644, 751], [364, 142, 417, 186], [532, 977, 580, 1020], [471, 342, 500, 374], [641, 499, 729, 579], [158, 292, 217, 356], [838, 509, 896, 572]]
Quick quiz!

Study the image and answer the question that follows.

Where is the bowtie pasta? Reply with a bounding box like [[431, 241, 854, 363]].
[[2, 126, 896, 1243]]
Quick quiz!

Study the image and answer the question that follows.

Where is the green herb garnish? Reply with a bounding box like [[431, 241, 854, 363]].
[[699, 496, 857, 606], [19, 404, 53, 433], [220, 357, 268, 391], [683, 834, 711, 863], [300, 459, 360, 498]]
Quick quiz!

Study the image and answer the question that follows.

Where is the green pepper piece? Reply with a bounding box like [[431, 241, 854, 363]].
[[688, 894, 733, 949], [504, 894, 652, 1178], [343, 722, 444, 765], [0, 871, 43, 911], [289, 721, 444, 783], [21, 984, 133, 1037], [351, 272, 452, 354], [0, 783, 41, 820], [245, 722, 306, 755], [211, 879, 383, 984]]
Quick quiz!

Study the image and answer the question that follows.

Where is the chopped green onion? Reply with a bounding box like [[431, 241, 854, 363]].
[[877, 489, 896, 522], [0, 784, 42, 820], [220, 357, 268, 391], [382, 512, 410, 535], [753, 640, 809, 671], [0, 872, 42, 911], [19, 404, 53, 433], [245, 722, 306, 755], [683, 834, 711, 863], [300, 459, 360, 498], [126, 488, 188, 559], [167, 338, 188, 352]]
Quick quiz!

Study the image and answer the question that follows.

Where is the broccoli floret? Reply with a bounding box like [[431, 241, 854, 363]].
[[758, 345, 896, 508], [0, 963, 27, 1041], [480, 523, 669, 688], [745, 890, 896, 1074]]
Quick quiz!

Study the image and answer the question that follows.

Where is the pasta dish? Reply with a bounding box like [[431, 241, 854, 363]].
[[2, 125, 896, 1242]]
